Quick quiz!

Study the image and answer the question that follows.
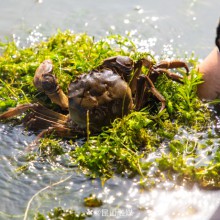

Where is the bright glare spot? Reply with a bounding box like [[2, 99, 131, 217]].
[[97, 193, 103, 198], [116, 192, 122, 197], [124, 19, 130, 24], [104, 186, 110, 194], [26, 24, 46, 46], [85, 22, 88, 27], [138, 9, 144, 14], [135, 5, 141, 10], [192, 17, 197, 21], [129, 29, 137, 36], [128, 187, 138, 198], [139, 196, 148, 205], [162, 44, 174, 56], [13, 34, 21, 47], [151, 16, 159, 22], [110, 25, 115, 30], [105, 195, 115, 204], [126, 204, 132, 209], [37, 174, 42, 180]]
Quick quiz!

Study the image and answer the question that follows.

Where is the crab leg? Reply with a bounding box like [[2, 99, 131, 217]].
[[135, 75, 166, 112], [134, 76, 146, 110], [26, 125, 80, 151], [129, 60, 142, 94], [130, 58, 155, 94], [0, 103, 68, 122], [146, 76, 166, 112], [155, 60, 189, 74], [23, 112, 67, 130], [155, 68, 184, 83], [37, 125, 82, 138], [0, 104, 36, 120]]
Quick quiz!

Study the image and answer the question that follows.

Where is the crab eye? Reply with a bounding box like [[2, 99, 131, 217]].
[[116, 56, 133, 67], [42, 74, 57, 93]]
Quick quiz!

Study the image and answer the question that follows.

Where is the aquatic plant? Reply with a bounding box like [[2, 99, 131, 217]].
[[34, 207, 88, 220], [0, 30, 218, 195]]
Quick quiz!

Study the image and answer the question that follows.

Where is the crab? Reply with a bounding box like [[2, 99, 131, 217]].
[[0, 56, 188, 139]]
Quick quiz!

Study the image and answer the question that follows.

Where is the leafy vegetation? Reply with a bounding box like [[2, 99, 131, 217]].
[[34, 207, 88, 220], [0, 30, 219, 195]]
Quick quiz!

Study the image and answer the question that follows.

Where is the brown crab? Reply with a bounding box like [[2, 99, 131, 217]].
[[0, 56, 188, 139]]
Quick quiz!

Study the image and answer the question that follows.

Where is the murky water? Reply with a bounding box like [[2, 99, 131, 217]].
[[0, 0, 220, 219]]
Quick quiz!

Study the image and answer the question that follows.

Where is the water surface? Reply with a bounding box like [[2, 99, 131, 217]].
[[0, 0, 220, 219]]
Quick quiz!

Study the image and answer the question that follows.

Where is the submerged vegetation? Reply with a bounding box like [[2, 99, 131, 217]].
[[0, 30, 220, 218], [34, 207, 88, 220]]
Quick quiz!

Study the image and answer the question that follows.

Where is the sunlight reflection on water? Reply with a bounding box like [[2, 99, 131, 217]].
[[0, 117, 220, 219]]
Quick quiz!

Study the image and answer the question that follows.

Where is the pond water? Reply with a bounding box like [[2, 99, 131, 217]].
[[0, 0, 220, 219]]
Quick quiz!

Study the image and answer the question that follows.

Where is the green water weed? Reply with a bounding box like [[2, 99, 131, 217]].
[[0, 30, 218, 190]]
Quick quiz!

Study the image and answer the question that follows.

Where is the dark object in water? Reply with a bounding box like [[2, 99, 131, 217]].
[[215, 18, 220, 51]]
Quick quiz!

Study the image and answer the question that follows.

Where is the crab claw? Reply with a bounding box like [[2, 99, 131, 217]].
[[33, 60, 53, 91], [34, 60, 69, 110]]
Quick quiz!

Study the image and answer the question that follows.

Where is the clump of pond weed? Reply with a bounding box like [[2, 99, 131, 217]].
[[0, 30, 218, 190], [155, 139, 220, 189], [71, 111, 156, 180], [35, 207, 88, 220], [84, 194, 103, 207]]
